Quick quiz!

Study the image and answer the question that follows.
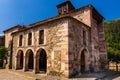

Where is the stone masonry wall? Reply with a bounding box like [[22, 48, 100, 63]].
[[91, 18, 107, 71], [98, 21, 108, 69], [71, 7, 108, 71], [4, 27, 20, 48], [71, 7, 91, 27], [91, 19, 101, 71], [12, 17, 70, 77], [68, 18, 91, 77]]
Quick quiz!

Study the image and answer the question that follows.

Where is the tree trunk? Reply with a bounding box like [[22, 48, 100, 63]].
[[116, 62, 118, 72]]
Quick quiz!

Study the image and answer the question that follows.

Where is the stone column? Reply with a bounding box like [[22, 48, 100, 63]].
[[23, 56, 26, 71], [23, 56, 28, 71], [33, 56, 37, 73], [15, 56, 17, 70], [8, 40, 13, 69]]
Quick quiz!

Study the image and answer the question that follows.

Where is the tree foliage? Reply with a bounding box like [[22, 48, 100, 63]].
[[0, 46, 7, 61], [104, 19, 120, 62]]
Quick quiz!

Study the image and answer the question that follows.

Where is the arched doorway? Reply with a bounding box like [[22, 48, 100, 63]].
[[80, 49, 88, 73], [25, 49, 34, 71], [36, 49, 47, 73], [17, 50, 24, 69]]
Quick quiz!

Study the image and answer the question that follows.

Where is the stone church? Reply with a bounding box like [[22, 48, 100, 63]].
[[3, 1, 107, 78]]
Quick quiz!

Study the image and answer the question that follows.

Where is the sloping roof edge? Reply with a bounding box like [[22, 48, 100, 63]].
[[12, 14, 71, 34], [3, 25, 25, 33], [75, 4, 104, 19], [12, 14, 90, 35], [11, 4, 104, 35]]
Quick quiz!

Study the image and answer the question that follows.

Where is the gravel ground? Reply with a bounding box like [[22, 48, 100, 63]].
[[75, 71, 120, 80], [0, 69, 120, 80], [0, 69, 33, 80]]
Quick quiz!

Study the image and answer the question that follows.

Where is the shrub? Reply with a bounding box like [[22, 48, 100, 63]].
[[0, 46, 8, 68]]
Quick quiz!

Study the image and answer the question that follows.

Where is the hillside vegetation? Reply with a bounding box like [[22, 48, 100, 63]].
[[104, 19, 120, 62]]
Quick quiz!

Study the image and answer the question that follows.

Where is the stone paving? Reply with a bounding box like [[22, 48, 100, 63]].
[[0, 69, 33, 80], [74, 71, 120, 80], [0, 69, 120, 80]]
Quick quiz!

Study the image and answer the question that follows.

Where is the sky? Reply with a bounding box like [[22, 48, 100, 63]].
[[0, 0, 120, 34]]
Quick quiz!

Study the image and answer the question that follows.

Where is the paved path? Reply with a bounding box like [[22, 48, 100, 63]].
[[0, 69, 34, 80], [75, 71, 120, 80], [0, 69, 120, 80]]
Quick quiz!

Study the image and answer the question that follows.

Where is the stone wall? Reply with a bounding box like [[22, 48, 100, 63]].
[[71, 7, 92, 27], [90, 18, 101, 71], [4, 27, 21, 48], [68, 18, 91, 77], [91, 17, 107, 71], [12, 17, 70, 77], [71, 7, 108, 71]]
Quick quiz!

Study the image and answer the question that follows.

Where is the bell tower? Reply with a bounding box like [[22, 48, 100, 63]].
[[56, 0, 75, 15]]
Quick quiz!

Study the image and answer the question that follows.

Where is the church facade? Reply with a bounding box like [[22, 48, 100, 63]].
[[4, 1, 107, 78]]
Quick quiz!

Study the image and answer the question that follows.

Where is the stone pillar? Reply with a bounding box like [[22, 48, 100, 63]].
[[7, 40, 13, 69], [23, 56, 28, 71], [15, 56, 17, 70], [33, 56, 37, 73], [23, 56, 26, 71]]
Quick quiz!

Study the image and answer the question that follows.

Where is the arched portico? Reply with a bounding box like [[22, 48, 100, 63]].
[[25, 49, 34, 71], [16, 50, 24, 69], [35, 48, 47, 73]]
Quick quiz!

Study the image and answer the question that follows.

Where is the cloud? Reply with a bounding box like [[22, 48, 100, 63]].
[[0, 34, 4, 36]]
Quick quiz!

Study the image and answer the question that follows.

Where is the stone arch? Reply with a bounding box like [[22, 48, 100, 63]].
[[24, 48, 34, 54], [79, 47, 89, 73], [79, 47, 90, 57], [35, 47, 48, 56], [35, 48, 47, 73], [16, 50, 24, 69], [25, 49, 34, 71]]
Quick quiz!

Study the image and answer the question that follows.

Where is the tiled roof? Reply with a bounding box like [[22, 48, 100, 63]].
[[3, 25, 25, 32], [12, 14, 72, 34]]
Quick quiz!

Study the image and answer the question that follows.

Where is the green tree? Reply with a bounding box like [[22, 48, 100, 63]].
[[0, 46, 8, 68], [105, 19, 120, 71]]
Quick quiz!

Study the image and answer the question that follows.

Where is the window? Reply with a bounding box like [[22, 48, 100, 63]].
[[58, 10, 62, 15], [63, 7, 67, 13], [39, 30, 44, 44], [19, 35, 23, 46], [28, 32, 32, 45], [83, 30, 86, 45], [58, 9, 62, 15]]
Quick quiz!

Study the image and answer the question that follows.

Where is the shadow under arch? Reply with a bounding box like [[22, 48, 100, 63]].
[[16, 50, 24, 69], [25, 49, 34, 71], [80, 48, 89, 73], [35, 48, 47, 73]]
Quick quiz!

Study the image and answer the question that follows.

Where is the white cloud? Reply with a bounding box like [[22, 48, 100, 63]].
[[0, 34, 4, 36]]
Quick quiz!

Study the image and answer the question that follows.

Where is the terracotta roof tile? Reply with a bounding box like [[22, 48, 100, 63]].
[[3, 25, 25, 32]]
